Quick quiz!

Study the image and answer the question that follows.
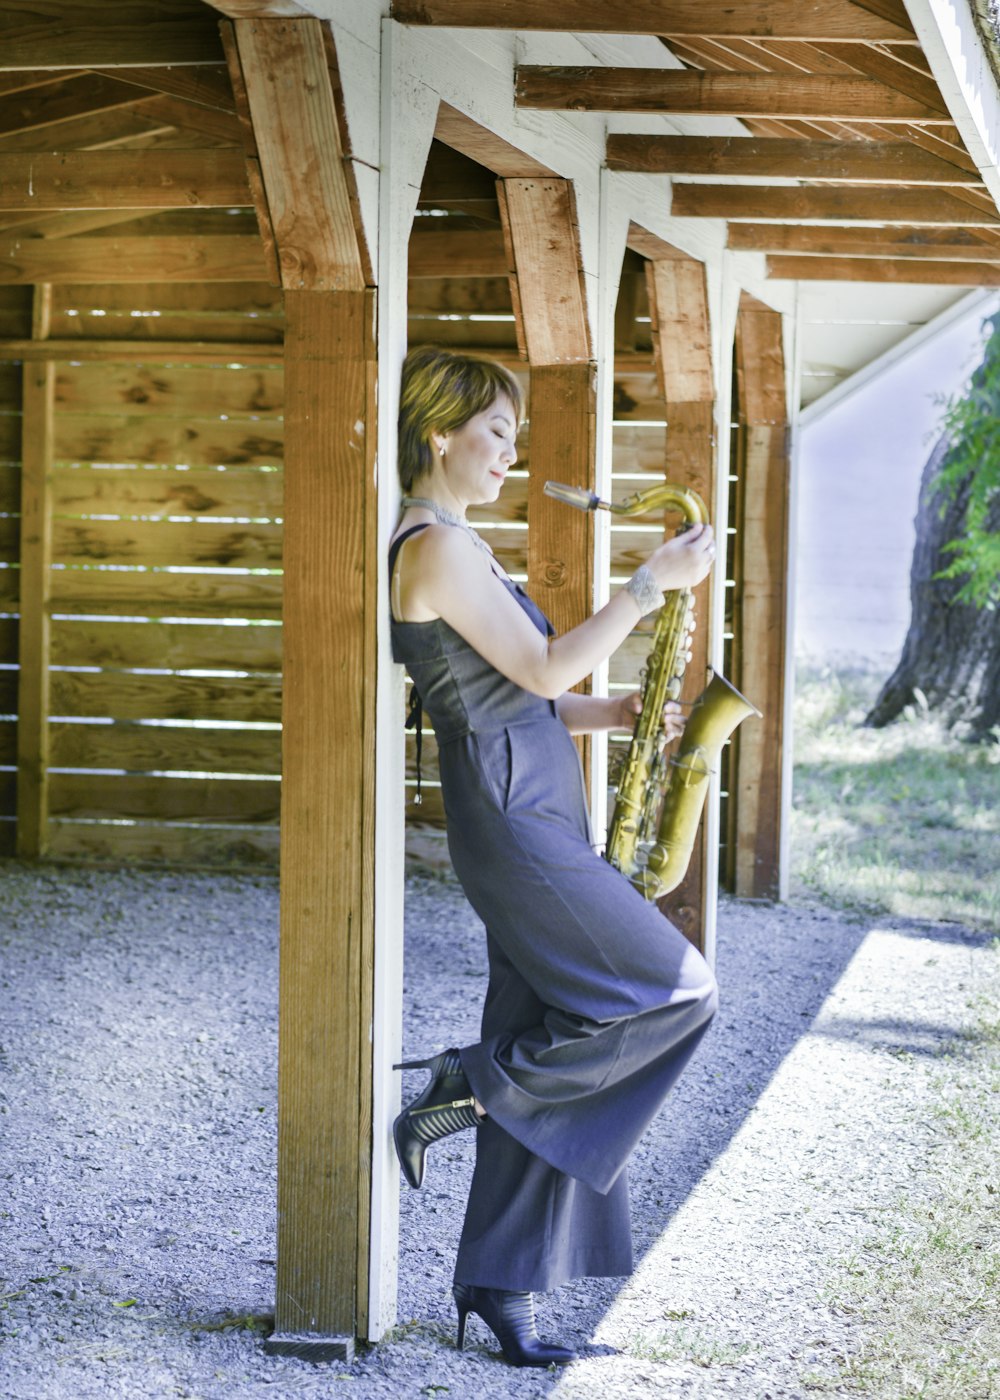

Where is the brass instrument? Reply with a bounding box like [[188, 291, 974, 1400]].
[[544, 479, 761, 900]]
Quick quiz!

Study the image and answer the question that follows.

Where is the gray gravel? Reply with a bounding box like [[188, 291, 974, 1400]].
[[0, 857, 994, 1398]]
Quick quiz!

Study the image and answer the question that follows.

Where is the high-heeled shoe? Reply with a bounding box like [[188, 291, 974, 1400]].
[[453, 1283, 575, 1368], [392, 1048, 480, 1189]]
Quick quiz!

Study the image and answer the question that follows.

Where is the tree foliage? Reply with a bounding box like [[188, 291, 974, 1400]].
[[932, 313, 1000, 609]]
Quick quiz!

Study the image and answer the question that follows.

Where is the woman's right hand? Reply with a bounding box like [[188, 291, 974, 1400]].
[[646, 523, 717, 591]]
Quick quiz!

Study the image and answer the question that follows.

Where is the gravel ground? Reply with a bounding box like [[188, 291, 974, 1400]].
[[0, 857, 994, 1398]]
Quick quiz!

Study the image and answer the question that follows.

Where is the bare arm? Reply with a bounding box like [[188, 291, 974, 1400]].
[[396, 522, 714, 701], [557, 691, 686, 739]]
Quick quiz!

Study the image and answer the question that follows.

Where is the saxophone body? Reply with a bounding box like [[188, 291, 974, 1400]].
[[543, 479, 761, 901]]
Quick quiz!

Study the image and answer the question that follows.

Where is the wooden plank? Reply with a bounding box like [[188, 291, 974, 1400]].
[[53, 414, 282, 469], [671, 184, 1000, 226], [408, 228, 507, 278], [205, 1, 312, 14], [234, 18, 366, 292], [273, 287, 374, 1352], [0, 236, 270, 285], [49, 772, 280, 822], [0, 152, 251, 211], [767, 255, 1000, 284], [3, 338, 282, 361], [133, 93, 245, 145], [53, 465, 282, 518], [46, 817, 279, 866], [434, 102, 554, 177], [497, 179, 590, 363], [727, 223, 1000, 257], [50, 720, 280, 775], [0, 74, 167, 139], [0, 70, 84, 98], [52, 517, 282, 569], [516, 69, 948, 120], [408, 277, 512, 314], [50, 669, 282, 722], [53, 363, 283, 416], [16, 351, 53, 857], [606, 133, 980, 185], [92, 65, 236, 114], [218, 20, 281, 289], [732, 301, 787, 900], [48, 565, 281, 616], [645, 260, 713, 404], [0, 2, 225, 69], [391, 0, 916, 40], [51, 616, 280, 670]]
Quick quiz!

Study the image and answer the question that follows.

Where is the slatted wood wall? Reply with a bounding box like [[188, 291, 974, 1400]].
[[9, 281, 285, 866]]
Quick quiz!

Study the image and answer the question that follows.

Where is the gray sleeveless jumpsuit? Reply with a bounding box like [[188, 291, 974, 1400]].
[[390, 525, 718, 1292]]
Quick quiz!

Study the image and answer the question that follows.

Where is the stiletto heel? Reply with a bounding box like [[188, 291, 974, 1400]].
[[393, 1048, 480, 1189], [451, 1283, 575, 1368]]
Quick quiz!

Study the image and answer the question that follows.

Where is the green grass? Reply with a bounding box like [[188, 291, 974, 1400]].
[[791, 666, 1000, 929]]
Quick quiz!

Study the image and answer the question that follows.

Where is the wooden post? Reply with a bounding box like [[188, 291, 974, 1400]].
[[228, 14, 375, 1358], [16, 284, 54, 858], [644, 257, 716, 952], [731, 294, 790, 901]]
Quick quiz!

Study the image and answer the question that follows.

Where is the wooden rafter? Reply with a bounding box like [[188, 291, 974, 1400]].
[[434, 103, 554, 177], [767, 255, 1000, 283], [727, 223, 1000, 258], [515, 69, 949, 120], [0, 151, 251, 209], [390, 0, 916, 41], [497, 178, 590, 363], [671, 184, 1000, 226], [90, 65, 237, 114], [606, 134, 980, 184], [0, 235, 269, 283], [0, 74, 153, 137], [408, 228, 507, 278], [0, 1, 224, 70]]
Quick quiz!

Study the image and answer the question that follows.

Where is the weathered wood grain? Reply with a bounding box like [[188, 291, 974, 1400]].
[[49, 772, 280, 822], [54, 363, 283, 416], [51, 616, 281, 671], [0, 236, 270, 284], [48, 565, 282, 616], [50, 668, 282, 722], [52, 517, 282, 570], [671, 184, 1000, 225], [767, 255, 1000, 283], [52, 464, 283, 519], [49, 721, 281, 776], [46, 817, 279, 866], [498, 179, 591, 364], [53, 415, 282, 470], [0, 2, 225, 69], [727, 223, 1000, 257], [0, 151, 252, 210]]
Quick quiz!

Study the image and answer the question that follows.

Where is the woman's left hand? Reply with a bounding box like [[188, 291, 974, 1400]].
[[617, 692, 685, 742]]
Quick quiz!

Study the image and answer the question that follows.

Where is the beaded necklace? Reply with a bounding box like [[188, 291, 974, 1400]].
[[401, 495, 494, 558]]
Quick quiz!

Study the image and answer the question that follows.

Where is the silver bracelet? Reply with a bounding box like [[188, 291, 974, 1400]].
[[625, 564, 664, 616]]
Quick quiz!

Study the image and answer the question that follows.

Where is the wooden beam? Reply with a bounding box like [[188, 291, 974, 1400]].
[[391, 0, 916, 41], [0, 2, 224, 70], [0, 74, 154, 138], [0, 235, 269, 283], [434, 103, 553, 177], [133, 93, 245, 145], [16, 290, 54, 858], [671, 184, 1000, 226], [606, 133, 981, 185], [731, 298, 788, 901], [516, 69, 949, 120], [205, 1, 312, 14], [767, 255, 1000, 283], [272, 287, 375, 1362], [646, 259, 713, 404], [0, 151, 251, 210], [0, 339, 281, 363], [728, 223, 1000, 258], [232, 18, 367, 291], [408, 228, 507, 278], [497, 178, 590, 363], [625, 222, 694, 262], [91, 65, 237, 114]]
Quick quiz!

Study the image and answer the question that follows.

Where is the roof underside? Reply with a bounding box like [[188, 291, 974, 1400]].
[[1, 0, 998, 407]]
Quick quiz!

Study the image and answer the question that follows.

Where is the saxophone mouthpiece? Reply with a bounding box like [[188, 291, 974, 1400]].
[[543, 481, 606, 512]]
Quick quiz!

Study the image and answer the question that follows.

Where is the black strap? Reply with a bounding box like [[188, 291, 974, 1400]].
[[390, 524, 432, 805]]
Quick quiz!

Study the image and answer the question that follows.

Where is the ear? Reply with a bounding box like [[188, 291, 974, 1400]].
[[429, 427, 449, 458]]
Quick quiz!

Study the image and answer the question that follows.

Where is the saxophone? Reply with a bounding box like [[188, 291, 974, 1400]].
[[544, 479, 761, 900]]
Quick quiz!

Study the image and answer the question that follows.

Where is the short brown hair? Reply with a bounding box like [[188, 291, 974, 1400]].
[[397, 346, 523, 493]]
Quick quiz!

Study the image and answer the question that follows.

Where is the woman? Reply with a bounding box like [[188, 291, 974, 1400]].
[[390, 345, 719, 1368]]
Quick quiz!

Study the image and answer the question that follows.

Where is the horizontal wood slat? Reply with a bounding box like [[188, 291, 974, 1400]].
[[50, 721, 280, 776], [49, 772, 279, 822], [0, 151, 252, 210], [0, 2, 226, 70], [52, 516, 282, 568], [672, 185, 1000, 226], [54, 415, 283, 468], [726, 224, 1000, 258], [767, 256, 1000, 284], [46, 818, 280, 866], [50, 669, 282, 722], [54, 363, 283, 415], [48, 566, 282, 615], [53, 465, 282, 518], [51, 617, 282, 670], [0, 237, 271, 284]]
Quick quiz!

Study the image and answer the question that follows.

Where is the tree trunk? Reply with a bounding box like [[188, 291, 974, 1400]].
[[866, 431, 1000, 741]]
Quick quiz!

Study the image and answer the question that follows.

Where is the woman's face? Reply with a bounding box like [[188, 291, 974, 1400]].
[[432, 394, 518, 508]]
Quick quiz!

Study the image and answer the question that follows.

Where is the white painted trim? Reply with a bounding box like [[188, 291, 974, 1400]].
[[799, 288, 999, 427], [367, 21, 439, 1343], [779, 288, 804, 904], [904, 0, 1000, 204]]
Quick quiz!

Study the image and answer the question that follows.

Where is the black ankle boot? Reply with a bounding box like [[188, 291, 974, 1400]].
[[392, 1049, 479, 1189], [453, 1283, 575, 1368]]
